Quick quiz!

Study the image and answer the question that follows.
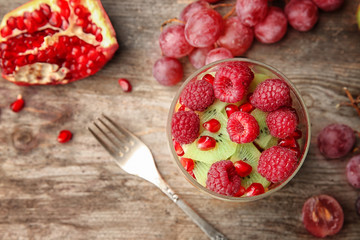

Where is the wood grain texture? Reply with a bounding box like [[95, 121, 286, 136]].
[[0, 0, 359, 239]]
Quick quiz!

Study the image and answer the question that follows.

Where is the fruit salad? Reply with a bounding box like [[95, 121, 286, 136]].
[[167, 58, 310, 200]]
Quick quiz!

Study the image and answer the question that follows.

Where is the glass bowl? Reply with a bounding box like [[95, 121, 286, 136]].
[[166, 58, 311, 202]]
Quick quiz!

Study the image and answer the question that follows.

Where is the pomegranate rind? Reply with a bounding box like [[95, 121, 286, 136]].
[[0, 0, 118, 85]]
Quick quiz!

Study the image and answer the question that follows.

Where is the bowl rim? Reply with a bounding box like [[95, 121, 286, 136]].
[[166, 57, 311, 202]]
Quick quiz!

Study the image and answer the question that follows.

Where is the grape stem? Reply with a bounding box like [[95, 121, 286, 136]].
[[337, 87, 360, 118], [223, 6, 236, 20], [160, 18, 185, 31], [211, 3, 235, 9]]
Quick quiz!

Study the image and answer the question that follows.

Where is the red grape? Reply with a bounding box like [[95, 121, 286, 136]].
[[285, 0, 319, 32], [254, 7, 288, 44], [302, 195, 344, 238], [346, 155, 360, 189], [179, 0, 210, 23], [217, 17, 254, 56], [235, 0, 268, 27], [152, 57, 183, 86], [188, 46, 214, 69], [184, 8, 224, 48], [205, 47, 233, 65], [159, 24, 194, 58], [317, 123, 355, 159], [312, 0, 344, 12]]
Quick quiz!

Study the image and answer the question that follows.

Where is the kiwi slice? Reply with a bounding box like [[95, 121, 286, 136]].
[[248, 73, 268, 93], [192, 161, 211, 187], [182, 100, 237, 164], [251, 108, 278, 150], [230, 143, 270, 189]]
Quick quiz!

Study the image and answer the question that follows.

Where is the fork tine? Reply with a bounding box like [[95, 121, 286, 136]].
[[88, 126, 118, 158], [98, 117, 127, 146], [102, 114, 136, 145]]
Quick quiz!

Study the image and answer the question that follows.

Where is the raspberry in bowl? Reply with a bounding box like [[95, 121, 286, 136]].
[[167, 58, 311, 201]]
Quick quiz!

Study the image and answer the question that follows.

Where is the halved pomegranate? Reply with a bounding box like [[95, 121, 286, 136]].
[[0, 0, 118, 85]]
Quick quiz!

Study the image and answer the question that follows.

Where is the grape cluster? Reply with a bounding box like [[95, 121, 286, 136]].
[[152, 0, 344, 86]]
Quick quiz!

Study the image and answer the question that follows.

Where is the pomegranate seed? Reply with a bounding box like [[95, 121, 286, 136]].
[[245, 183, 265, 196], [1, 25, 12, 37], [180, 157, 195, 171], [239, 102, 255, 113], [225, 104, 239, 118], [278, 137, 297, 148], [197, 136, 216, 151], [289, 146, 301, 158], [49, 12, 62, 28], [7, 17, 17, 29], [61, 19, 69, 30], [40, 3, 52, 18], [203, 119, 221, 133], [58, 0, 70, 19], [31, 10, 46, 24], [173, 140, 184, 156], [15, 16, 25, 30], [57, 130, 73, 143], [234, 160, 253, 177], [292, 129, 302, 139], [234, 186, 246, 197], [177, 105, 186, 112], [10, 95, 25, 112], [188, 170, 196, 179], [202, 74, 215, 85], [118, 78, 132, 92], [95, 33, 103, 42]]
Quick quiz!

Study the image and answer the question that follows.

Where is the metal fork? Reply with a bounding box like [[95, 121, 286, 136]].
[[88, 115, 228, 240]]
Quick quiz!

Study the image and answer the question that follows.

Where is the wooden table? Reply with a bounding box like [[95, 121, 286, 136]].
[[0, 0, 359, 239]]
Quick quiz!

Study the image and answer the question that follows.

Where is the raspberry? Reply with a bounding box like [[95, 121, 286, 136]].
[[171, 110, 200, 144], [213, 62, 254, 103], [206, 160, 242, 196], [180, 80, 215, 111], [227, 112, 259, 143], [266, 108, 298, 138], [250, 78, 291, 112], [257, 146, 298, 183]]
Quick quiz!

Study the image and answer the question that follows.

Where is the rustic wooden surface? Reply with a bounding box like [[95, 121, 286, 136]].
[[0, 0, 359, 239]]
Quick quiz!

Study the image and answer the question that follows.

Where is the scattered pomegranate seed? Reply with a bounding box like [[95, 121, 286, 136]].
[[57, 130, 73, 143], [197, 135, 216, 151], [234, 160, 253, 177], [292, 129, 302, 139], [202, 74, 215, 85], [173, 140, 184, 156], [180, 157, 195, 171], [118, 78, 132, 92], [245, 183, 265, 196], [10, 95, 25, 112], [239, 102, 255, 113], [225, 104, 239, 118], [234, 186, 246, 197], [203, 118, 221, 133]]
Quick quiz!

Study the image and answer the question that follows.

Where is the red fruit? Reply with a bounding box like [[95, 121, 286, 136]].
[[205, 47, 233, 65], [254, 7, 288, 44], [250, 78, 291, 112], [234, 186, 246, 197], [234, 160, 253, 177], [245, 183, 265, 196], [202, 73, 214, 85], [153, 57, 183, 86], [173, 140, 184, 156], [203, 119, 221, 133], [188, 46, 214, 69], [292, 129, 302, 139], [235, 0, 268, 27], [180, 157, 195, 171], [171, 110, 200, 144], [213, 61, 254, 103], [346, 155, 360, 189], [217, 17, 254, 56], [57, 130, 72, 143], [180, 79, 215, 111], [257, 146, 298, 183], [10, 95, 25, 112], [159, 24, 193, 58], [206, 160, 242, 196], [278, 136, 297, 148], [225, 104, 239, 118], [227, 112, 259, 144], [302, 195, 344, 238], [266, 108, 298, 138], [285, 0, 319, 32], [239, 102, 254, 113], [179, 0, 210, 23], [197, 135, 216, 151], [0, 0, 118, 85], [118, 78, 132, 92], [312, 0, 344, 12]]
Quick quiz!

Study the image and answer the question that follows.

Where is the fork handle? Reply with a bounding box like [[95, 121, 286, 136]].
[[155, 178, 228, 240]]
